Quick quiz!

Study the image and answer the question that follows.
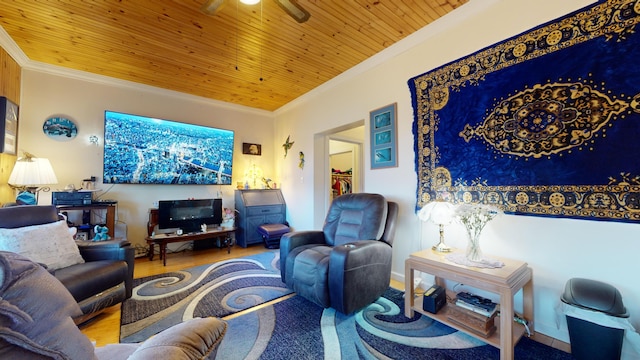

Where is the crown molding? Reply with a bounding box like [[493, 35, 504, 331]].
[[0, 26, 29, 65]]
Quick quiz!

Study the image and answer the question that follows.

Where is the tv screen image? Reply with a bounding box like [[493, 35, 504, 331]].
[[103, 110, 234, 185]]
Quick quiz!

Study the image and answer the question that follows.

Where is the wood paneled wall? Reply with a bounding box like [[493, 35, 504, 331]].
[[0, 46, 21, 205]]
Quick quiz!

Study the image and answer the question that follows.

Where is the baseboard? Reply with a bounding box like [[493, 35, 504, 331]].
[[390, 270, 404, 287]]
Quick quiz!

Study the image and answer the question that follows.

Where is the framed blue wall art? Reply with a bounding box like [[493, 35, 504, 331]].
[[370, 103, 397, 169]]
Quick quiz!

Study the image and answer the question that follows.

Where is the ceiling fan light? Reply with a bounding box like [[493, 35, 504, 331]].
[[274, 0, 310, 23], [240, 0, 260, 5], [201, 0, 226, 15]]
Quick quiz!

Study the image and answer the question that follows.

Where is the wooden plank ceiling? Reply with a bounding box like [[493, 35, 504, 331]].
[[0, 0, 468, 111]]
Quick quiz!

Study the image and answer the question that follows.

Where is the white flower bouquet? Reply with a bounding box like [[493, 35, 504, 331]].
[[454, 203, 502, 261]]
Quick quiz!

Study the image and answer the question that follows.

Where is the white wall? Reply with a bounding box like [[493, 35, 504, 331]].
[[17, 69, 275, 248], [274, 0, 639, 344]]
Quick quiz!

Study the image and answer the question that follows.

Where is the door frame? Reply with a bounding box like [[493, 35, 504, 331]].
[[312, 121, 364, 228]]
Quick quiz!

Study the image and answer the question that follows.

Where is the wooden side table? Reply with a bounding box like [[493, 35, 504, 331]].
[[404, 248, 534, 360]]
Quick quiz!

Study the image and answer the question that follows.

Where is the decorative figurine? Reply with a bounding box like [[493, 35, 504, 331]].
[[93, 225, 110, 241], [262, 177, 273, 189], [282, 135, 294, 158]]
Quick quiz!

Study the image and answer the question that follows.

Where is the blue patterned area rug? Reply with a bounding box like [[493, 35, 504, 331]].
[[120, 250, 291, 343], [217, 288, 572, 360]]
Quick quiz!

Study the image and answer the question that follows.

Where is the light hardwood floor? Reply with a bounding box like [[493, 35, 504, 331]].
[[80, 245, 570, 354]]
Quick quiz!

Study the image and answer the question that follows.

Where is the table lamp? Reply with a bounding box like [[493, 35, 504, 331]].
[[418, 200, 456, 252], [8, 152, 58, 205]]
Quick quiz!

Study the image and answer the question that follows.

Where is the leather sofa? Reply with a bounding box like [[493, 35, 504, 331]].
[[0, 205, 134, 324], [0, 251, 226, 359], [280, 193, 398, 314]]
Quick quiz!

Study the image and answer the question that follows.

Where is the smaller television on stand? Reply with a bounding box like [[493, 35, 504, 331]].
[[158, 198, 223, 234]]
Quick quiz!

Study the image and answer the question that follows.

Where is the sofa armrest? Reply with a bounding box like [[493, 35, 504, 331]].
[[76, 239, 130, 249], [328, 240, 393, 314], [77, 240, 135, 298], [280, 231, 325, 251], [127, 317, 227, 360]]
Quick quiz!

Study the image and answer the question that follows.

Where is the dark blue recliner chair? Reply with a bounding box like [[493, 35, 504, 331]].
[[279, 193, 398, 314]]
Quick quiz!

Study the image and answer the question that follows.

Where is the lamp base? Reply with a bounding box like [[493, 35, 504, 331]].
[[432, 242, 452, 253], [432, 224, 452, 252], [15, 190, 37, 205]]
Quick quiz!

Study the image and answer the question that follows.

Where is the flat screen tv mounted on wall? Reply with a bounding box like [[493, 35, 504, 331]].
[[158, 198, 223, 233], [103, 110, 234, 185]]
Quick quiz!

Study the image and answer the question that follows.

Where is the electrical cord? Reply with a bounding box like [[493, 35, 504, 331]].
[[132, 244, 149, 258], [514, 313, 531, 337], [93, 184, 116, 200]]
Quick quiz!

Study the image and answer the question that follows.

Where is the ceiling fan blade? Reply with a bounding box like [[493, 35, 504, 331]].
[[274, 0, 310, 23], [201, 0, 226, 15]]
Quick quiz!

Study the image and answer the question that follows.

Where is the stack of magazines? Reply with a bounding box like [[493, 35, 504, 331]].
[[455, 292, 498, 317]]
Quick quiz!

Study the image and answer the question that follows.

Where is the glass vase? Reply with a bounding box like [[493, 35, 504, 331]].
[[464, 226, 484, 262]]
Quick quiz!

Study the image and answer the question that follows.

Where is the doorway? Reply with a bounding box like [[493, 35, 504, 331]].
[[330, 139, 358, 201], [312, 121, 365, 228]]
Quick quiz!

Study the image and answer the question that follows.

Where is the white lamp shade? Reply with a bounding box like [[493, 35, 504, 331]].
[[8, 158, 58, 186], [240, 0, 260, 4], [418, 201, 455, 225]]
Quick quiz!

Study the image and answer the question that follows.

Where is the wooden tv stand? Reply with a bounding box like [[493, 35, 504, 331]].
[[405, 248, 534, 360], [145, 227, 236, 266]]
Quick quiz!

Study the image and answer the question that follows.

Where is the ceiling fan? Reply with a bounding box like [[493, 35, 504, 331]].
[[201, 0, 310, 23]]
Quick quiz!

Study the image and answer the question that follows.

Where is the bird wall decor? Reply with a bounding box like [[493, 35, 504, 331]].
[[282, 135, 294, 158]]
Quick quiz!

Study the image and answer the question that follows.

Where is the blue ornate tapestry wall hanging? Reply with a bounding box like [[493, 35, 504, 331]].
[[408, 0, 640, 223]]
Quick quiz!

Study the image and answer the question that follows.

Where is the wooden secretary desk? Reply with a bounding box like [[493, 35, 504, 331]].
[[234, 189, 286, 247]]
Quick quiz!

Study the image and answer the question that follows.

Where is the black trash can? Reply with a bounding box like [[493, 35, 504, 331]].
[[561, 278, 629, 360]]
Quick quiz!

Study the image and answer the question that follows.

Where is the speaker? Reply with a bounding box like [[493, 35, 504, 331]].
[[422, 285, 446, 314]]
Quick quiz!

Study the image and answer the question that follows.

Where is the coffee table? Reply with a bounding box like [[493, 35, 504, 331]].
[[146, 227, 236, 266]]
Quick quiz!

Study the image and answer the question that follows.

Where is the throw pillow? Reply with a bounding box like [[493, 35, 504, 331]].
[[0, 220, 84, 270], [0, 251, 97, 359]]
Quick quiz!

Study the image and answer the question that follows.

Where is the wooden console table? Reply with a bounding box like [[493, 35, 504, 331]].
[[146, 227, 236, 266], [405, 249, 534, 360]]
